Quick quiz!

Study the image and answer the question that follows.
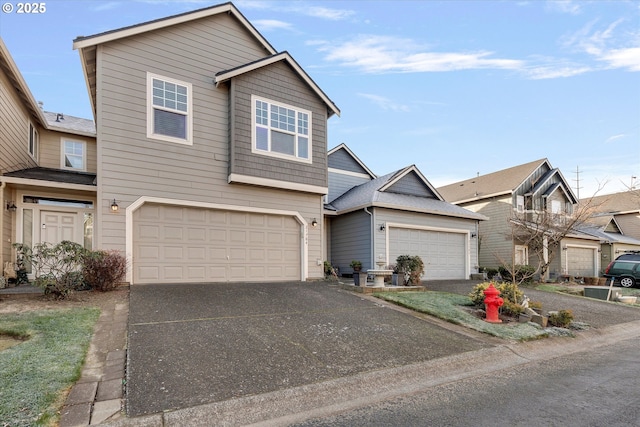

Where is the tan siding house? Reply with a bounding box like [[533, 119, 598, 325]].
[[1, 38, 98, 279], [71, 3, 339, 284], [438, 159, 601, 280]]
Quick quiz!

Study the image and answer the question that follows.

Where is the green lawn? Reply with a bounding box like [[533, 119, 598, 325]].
[[375, 291, 553, 341], [0, 307, 99, 426]]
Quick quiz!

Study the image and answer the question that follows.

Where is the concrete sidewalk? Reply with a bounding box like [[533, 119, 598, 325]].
[[59, 291, 129, 426]]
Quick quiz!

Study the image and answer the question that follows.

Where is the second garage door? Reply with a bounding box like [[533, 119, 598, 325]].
[[566, 247, 597, 277], [389, 227, 467, 280], [133, 204, 301, 284]]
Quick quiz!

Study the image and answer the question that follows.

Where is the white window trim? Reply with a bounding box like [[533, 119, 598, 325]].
[[60, 138, 87, 171], [146, 72, 193, 145], [516, 195, 524, 213], [28, 122, 39, 160], [251, 94, 312, 164], [515, 245, 529, 265]]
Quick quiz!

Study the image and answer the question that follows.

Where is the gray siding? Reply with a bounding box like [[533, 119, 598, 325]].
[[327, 171, 370, 203], [615, 213, 640, 240], [385, 171, 436, 198], [230, 61, 328, 187], [460, 196, 513, 269], [95, 13, 326, 278], [329, 209, 371, 274], [328, 148, 369, 174]]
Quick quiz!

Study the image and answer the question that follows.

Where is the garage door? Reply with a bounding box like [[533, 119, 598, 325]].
[[389, 228, 466, 280], [567, 247, 596, 277], [133, 204, 301, 284]]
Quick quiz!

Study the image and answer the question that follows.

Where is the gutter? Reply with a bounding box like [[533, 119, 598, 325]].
[[364, 207, 373, 269]]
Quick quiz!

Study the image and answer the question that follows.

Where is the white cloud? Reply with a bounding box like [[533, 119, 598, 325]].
[[253, 19, 294, 32], [358, 93, 410, 112], [605, 134, 626, 144], [546, 0, 582, 15], [524, 64, 591, 79], [600, 47, 640, 71], [306, 6, 355, 21], [318, 35, 523, 74], [236, 1, 354, 20]]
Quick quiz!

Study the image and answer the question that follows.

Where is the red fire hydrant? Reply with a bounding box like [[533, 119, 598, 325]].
[[483, 283, 503, 323]]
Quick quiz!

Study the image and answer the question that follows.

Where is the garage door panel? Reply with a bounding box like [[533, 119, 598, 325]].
[[567, 247, 596, 277], [133, 205, 301, 284], [390, 227, 466, 280]]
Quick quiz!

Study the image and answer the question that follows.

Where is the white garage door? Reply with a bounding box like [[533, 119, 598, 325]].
[[133, 204, 301, 284], [389, 228, 467, 280], [567, 247, 596, 277]]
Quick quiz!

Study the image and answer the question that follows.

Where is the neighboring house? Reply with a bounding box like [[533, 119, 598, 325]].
[[2, 2, 340, 284], [580, 190, 640, 267], [0, 38, 97, 277], [438, 158, 601, 280], [325, 144, 486, 280]]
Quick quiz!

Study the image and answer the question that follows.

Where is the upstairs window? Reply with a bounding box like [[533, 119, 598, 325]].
[[147, 73, 192, 145], [28, 122, 39, 159], [252, 95, 311, 163], [61, 139, 86, 171], [516, 195, 524, 213]]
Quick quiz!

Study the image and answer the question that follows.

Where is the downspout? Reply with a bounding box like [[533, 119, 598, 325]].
[[0, 181, 5, 267], [364, 207, 373, 269]]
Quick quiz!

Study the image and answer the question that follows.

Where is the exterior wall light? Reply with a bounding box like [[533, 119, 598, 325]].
[[110, 199, 119, 212], [311, 218, 318, 227], [5, 201, 17, 212]]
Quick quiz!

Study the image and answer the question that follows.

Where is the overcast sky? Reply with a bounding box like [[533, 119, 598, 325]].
[[1, 0, 638, 198]]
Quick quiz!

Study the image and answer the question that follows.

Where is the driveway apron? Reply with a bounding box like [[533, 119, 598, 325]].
[[126, 281, 491, 417]]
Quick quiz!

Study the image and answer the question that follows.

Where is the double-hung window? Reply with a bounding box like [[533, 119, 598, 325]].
[[252, 95, 311, 163], [61, 139, 86, 171], [28, 122, 39, 159], [147, 73, 192, 145]]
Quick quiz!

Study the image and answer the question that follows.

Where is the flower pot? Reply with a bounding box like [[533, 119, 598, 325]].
[[391, 273, 399, 286]]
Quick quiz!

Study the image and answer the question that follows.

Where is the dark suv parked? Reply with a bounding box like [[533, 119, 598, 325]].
[[604, 254, 640, 288]]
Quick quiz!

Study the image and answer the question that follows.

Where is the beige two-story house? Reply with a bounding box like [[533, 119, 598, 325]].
[[70, 3, 339, 284], [438, 159, 601, 280], [1, 38, 97, 279]]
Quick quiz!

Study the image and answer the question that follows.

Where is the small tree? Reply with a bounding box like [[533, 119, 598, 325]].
[[503, 189, 607, 283], [14, 241, 88, 298], [395, 255, 424, 285]]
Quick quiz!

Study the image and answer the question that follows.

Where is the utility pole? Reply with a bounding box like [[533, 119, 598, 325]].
[[572, 166, 583, 199], [632, 176, 637, 190]]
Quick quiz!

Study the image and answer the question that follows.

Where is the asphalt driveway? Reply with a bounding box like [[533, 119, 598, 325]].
[[126, 281, 491, 417]]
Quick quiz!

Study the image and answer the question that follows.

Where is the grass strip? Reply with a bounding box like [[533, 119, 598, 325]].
[[375, 291, 550, 341], [0, 307, 99, 426]]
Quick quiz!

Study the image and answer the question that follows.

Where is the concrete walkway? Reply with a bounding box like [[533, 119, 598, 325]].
[[59, 292, 129, 426]]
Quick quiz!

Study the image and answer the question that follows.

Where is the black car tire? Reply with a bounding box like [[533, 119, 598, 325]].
[[619, 276, 636, 288]]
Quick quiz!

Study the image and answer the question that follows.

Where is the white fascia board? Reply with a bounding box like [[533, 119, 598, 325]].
[[0, 176, 96, 192], [328, 168, 372, 180], [215, 52, 340, 118], [453, 190, 512, 205], [228, 173, 328, 195], [73, 3, 275, 53]]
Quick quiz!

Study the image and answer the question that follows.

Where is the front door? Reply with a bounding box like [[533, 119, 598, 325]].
[[41, 211, 78, 245]]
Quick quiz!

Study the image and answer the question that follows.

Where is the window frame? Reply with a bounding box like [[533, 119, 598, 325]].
[[28, 122, 39, 160], [251, 95, 312, 164], [60, 138, 87, 171], [146, 72, 193, 145]]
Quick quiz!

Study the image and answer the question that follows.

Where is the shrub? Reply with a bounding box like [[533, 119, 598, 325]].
[[498, 264, 536, 284], [549, 310, 574, 328], [14, 241, 88, 299], [469, 281, 524, 307], [82, 250, 127, 292], [501, 300, 525, 317], [479, 267, 499, 280], [395, 255, 424, 285]]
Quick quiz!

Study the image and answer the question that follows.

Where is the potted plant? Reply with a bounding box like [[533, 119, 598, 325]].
[[350, 260, 362, 272], [389, 264, 399, 286]]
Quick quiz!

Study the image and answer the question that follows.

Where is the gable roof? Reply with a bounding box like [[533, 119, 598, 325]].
[[328, 143, 376, 179], [583, 190, 640, 215], [215, 52, 340, 117], [438, 158, 550, 203], [578, 223, 640, 246], [0, 37, 47, 128], [73, 2, 276, 118], [528, 168, 578, 204], [329, 165, 486, 221]]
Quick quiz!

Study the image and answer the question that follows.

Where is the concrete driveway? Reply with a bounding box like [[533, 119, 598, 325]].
[[126, 281, 491, 417]]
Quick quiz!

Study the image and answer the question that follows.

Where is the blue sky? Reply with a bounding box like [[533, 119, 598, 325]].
[[1, 0, 638, 198]]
